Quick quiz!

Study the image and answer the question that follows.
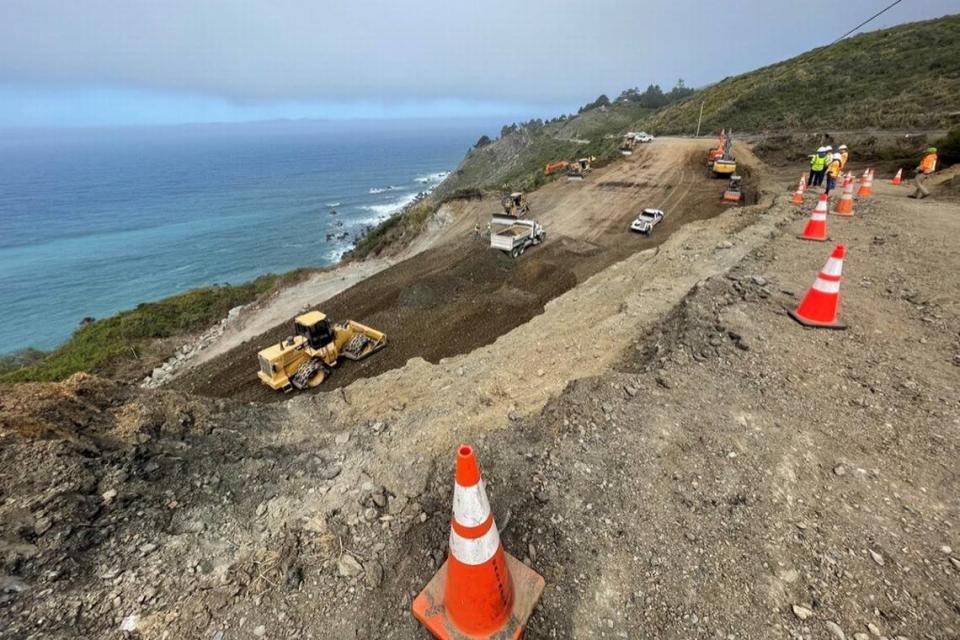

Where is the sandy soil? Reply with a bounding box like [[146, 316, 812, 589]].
[[2, 146, 958, 640]]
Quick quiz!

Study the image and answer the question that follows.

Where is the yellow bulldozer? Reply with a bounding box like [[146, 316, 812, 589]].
[[567, 157, 593, 180], [256, 311, 387, 392], [501, 192, 530, 217]]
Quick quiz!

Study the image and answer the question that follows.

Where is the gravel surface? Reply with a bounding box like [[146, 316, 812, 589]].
[[2, 149, 957, 640]]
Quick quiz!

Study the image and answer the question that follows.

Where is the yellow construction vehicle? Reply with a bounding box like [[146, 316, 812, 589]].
[[711, 129, 737, 177], [567, 157, 593, 180], [256, 311, 386, 392], [501, 192, 530, 217]]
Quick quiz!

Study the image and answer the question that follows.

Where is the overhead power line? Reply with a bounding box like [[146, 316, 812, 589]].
[[831, 0, 905, 45]]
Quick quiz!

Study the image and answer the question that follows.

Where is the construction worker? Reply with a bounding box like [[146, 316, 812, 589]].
[[809, 147, 829, 187], [838, 144, 849, 171], [825, 152, 842, 194], [912, 147, 938, 199]]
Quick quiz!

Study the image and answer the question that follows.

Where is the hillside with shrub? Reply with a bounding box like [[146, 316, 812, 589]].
[[646, 14, 960, 134]]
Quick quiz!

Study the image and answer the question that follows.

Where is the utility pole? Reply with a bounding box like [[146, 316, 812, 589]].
[[695, 101, 705, 137]]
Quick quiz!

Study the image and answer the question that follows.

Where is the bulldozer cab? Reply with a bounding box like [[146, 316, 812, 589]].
[[294, 311, 335, 349]]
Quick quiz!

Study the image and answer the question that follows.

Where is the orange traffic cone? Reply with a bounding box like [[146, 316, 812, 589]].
[[891, 168, 902, 185], [788, 244, 847, 329], [857, 169, 873, 197], [792, 177, 805, 204], [413, 445, 545, 639], [833, 176, 854, 216], [799, 193, 829, 241]]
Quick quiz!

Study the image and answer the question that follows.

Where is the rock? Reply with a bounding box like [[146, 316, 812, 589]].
[[792, 604, 814, 620], [120, 614, 140, 633], [364, 507, 378, 521], [825, 621, 846, 639], [102, 489, 119, 504], [364, 560, 384, 588], [716, 241, 734, 250], [371, 491, 387, 508], [535, 490, 550, 503], [869, 549, 885, 566], [833, 465, 847, 477], [337, 553, 363, 578], [867, 622, 881, 636], [335, 432, 350, 445], [139, 543, 157, 555], [941, 545, 952, 554], [320, 464, 342, 480], [950, 557, 960, 570], [853, 634, 870, 640], [253, 625, 266, 637], [751, 275, 768, 286]]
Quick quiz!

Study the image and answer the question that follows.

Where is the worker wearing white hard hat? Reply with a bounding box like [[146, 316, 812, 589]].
[[809, 147, 829, 187]]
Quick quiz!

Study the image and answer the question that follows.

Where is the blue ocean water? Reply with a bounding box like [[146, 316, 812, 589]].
[[0, 119, 494, 353]]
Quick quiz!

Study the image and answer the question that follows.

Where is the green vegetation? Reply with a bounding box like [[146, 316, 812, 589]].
[[647, 15, 960, 134], [1, 272, 307, 383], [346, 201, 437, 260], [433, 100, 655, 199]]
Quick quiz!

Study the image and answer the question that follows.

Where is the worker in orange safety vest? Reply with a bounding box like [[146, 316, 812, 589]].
[[911, 147, 938, 199]]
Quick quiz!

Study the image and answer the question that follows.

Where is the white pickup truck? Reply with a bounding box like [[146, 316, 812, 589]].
[[489, 216, 546, 257], [629, 208, 665, 235]]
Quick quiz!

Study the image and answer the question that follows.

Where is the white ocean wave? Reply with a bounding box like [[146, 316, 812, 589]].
[[368, 185, 402, 194], [414, 171, 449, 184], [325, 202, 341, 207], [359, 192, 419, 221]]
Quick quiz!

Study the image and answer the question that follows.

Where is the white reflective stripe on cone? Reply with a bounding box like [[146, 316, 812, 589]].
[[822, 257, 844, 277], [811, 212, 827, 220], [452, 480, 491, 528], [449, 523, 501, 565], [812, 278, 841, 294]]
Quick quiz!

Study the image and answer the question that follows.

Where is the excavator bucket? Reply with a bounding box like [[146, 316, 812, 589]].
[[337, 320, 388, 360]]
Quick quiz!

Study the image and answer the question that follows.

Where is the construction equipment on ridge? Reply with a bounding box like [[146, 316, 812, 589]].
[[710, 129, 737, 178], [543, 160, 569, 176], [489, 216, 546, 258], [256, 311, 386, 392], [722, 174, 744, 204], [619, 132, 637, 156], [567, 157, 593, 180], [500, 192, 530, 217], [788, 244, 847, 330], [413, 445, 545, 639]]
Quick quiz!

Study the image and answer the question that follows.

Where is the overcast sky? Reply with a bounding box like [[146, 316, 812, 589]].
[[0, 0, 956, 127]]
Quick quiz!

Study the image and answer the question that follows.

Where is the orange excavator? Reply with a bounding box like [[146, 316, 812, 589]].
[[544, 160, 570, 176]]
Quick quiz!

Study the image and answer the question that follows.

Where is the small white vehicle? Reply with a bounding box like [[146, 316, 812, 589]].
[[635, 132, 654, 143], [490, 215, 546, 257], [630, 208, 665, 235]]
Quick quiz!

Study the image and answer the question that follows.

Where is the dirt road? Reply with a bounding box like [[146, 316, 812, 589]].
[[172, 138, 741, 402]]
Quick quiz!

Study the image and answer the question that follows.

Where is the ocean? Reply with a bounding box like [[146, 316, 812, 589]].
[[0, 118, 496, 354]]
